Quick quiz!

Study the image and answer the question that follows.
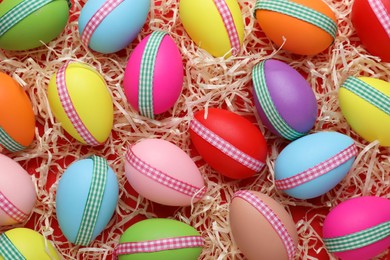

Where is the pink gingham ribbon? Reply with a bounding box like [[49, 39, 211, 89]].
[[81, 0, 124, 47], [0, 190, 28, 223], [213, 0, 241, 56], [56, 61, 100, 146], [275, 144, 357, 190], [368, 0, 390, 38], [233, 190, 296, 260], [190, 119, 264, 172], [125, 147, 206, 199], [114, 236, 204, 258]]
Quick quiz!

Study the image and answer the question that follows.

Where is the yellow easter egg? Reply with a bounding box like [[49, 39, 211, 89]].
[[179, 0, 244, 58], [0, 228, 60, 260], [48, 61, 113, 146], [339, 76, 390, 147]]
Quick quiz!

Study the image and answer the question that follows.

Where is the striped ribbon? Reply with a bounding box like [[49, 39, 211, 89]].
[[368, 0, 390, 38], [252, 60, 305, 140], [213, 0, 241, 56], [342, 76, 390, 116], [74, 155, 108, 246], [233, 190, 296, 259], [138, 31, 167, 119], [0, 190, 29, 223], [56, 61, 100, 146], [190, 119, 265, 172], [126, 147, 206, 199], [81, 0, 124, 47], [254, 0, 337, 39], [0, 234, 25, 260], [0, 0, 54, 37], [324, 220, 390, 252], [275, 144, 357, 190], [114, 236, 204, 257], [0, 127, 26, 152]]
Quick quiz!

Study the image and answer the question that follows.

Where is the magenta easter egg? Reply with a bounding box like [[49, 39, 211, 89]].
[[252, 59, 317, 140], [124, 139, 206, 206], [323, 196, 390, 260], [123, 31, 184, 118]]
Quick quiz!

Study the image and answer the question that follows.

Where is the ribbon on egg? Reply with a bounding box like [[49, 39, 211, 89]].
[[0, 190, 29, 223], [0, 233, 25, 260], [0, 127, 26, 152], [368, 0, 390, 38]]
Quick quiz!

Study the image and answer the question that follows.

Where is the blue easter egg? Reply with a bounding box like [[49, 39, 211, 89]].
[[78, 0, 150, 54], [56, 156, 119, 245], [274, 132, 357, 199]]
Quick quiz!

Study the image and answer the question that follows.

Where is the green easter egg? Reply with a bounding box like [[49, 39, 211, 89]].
[[117, 218, 203, 260], [0, 0, 69, 51]]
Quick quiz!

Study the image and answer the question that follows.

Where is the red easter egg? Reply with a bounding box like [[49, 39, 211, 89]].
[[189, 108, 267, 179], [351, 0, 390, 62]]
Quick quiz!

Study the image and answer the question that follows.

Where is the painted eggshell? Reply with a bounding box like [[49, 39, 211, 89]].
[[56, 156, 119, 246], [252, 59, 317, 140], [230, 190, 298, 260], [274, 132, 357, 199], [323, 196, 390, 260], [189, 108, 267, 179], [124, 138, 205, 207]]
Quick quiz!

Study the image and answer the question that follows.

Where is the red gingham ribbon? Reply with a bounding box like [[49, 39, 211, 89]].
[[81, 0, 124, 47], [368, 0, 390, 38], [0, 190, 28, 223], [233, 190, 296, 260], [125, 147, 206, 199], [275, 144, 358, 190], [190, 119, 265, 172], [114, 236, 204, 258], [56, 61, 100, 146], [213, 0, 241, 56]]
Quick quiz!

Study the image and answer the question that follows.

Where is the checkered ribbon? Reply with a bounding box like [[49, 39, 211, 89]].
[[56, 61, 100, 146], [114, 236, 204, 258], [139, 31, 167, 119], [0, 234, 25, 260], [190, 119, 265, 172], [368, 0, 390, 38], [342, 76, 390, 116], [126, 146, 206, 199], [233, 190, 296, 260], [275, 144, 357, 190], [324, 220, 390, 252], [74, 155, 108, 246], [252, 61, 305, 140], [0, 127, 26, 152], [0, 0, 54, 37], [254, 0, 337, 39], [213, 0, 241, 56], [0, 190, 28, 223], [81, 0, 124, 47]]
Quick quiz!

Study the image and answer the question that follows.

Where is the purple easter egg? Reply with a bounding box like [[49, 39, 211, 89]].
[[252, 59, 317, 140]]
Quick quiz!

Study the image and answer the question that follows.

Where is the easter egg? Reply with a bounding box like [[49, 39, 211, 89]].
[[189, 108, 267, 179], [56, 155, 119, 246], [254, 0, 337, 55], [0, 0, 69, 51], [78, 0, 150, 54], [114, 218, 204, 259], [351, 0, 390, 62], [252, 59, 317, 140], [0, 72, 35, 152], [339, 76, 390, 147], [124, 139, 205, 206], [179, 0, 245, 57], [48, 61, 114, 146], [323, 196, 390, 260], [0, 228, 60, 259], [274, 132, 357, 199], [0, 154, 36, 226], [123, 31, 183, 118], [230, 190, 298, 260]]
